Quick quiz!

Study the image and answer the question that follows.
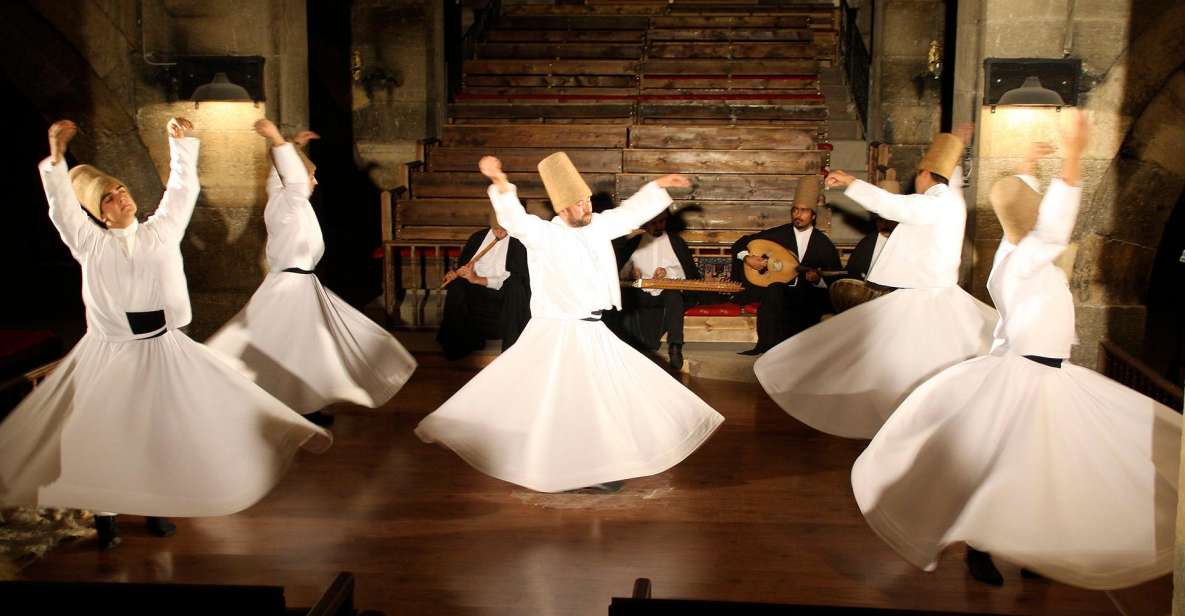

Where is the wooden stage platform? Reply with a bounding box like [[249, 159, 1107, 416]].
[[14, 365, 1159, 615]]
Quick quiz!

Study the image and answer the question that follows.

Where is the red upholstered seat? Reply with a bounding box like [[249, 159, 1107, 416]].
[[743, 302, 761, 315], [684, 303, 742, 317]]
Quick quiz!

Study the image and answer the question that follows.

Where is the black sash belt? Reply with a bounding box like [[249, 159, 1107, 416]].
[[581, 309, 605, 322], [282, 267, 315, 275], [126, 310, 166, 337], [1024, 355, 1064, 368]]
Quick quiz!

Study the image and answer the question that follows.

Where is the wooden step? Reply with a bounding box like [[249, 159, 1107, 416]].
[[428, 147, 623, 173], [503, 4, 667, 16], [477, 42, 644, 60], [647, 27, 813, 41], [441, 124, 629, 148], [485, 29, 645, 43], [674, 200, 793, 231], [623, 149, 823, 174], [641, 75, 818, 91], [628, 125, 818, 150], [449, 101, 635, 121], [642, 58, 817, 75], [647, 41, 821, 59], [397, 198, 554, 227], [639, 101, 827, 122], [464, 74, 637, 89], [650, 15, 811, 28], [464, 59, 639, 76], [618, 172, 808, 201], [496, 15, 652, 29], [462, 86, 641, 96], [412, 170, 618, 199]]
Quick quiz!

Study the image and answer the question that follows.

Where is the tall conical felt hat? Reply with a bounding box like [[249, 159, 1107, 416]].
[[877, 169, 902, 194], [537, 152, 591, 214], [917, 133, 964, 179], [989, 175, 1042, 244], [792, 175, 821, 209], [68, 164, 122, 221]]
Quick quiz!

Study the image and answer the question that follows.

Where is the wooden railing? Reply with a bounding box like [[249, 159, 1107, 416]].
[[1098, 339, 1184, 411], [839, 0, 870, 134]]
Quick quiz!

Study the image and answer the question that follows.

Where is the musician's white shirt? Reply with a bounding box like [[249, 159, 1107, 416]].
[[843, 166, 965, 289], [489, 181, 674, 320], [473, 230, 511, 291], [793, 226, 813, 259], [623, 232, 685, 296]]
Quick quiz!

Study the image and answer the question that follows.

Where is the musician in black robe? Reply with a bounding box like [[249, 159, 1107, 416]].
[[436, 219, 531, 360], [612, 211, 700, 370], [730, 176, 842, 355], [843, 214, 897, 281]]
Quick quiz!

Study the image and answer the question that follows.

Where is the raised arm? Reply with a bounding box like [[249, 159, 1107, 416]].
[[480, 156, 551, 249], [841, 179, 948, 225], [40, 120, 99, 259], [144, 117, 200, 244], [1010, 111, 1087, 277], [593, 174, 689, 239]]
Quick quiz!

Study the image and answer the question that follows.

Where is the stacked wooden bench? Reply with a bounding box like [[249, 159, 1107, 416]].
[[383, 1, 849, 342]]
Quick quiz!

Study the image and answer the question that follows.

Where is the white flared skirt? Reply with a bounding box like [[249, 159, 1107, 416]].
[[754, 286, 998, 439], [415, 317, 724, 492], [0, 330, 332, 517], [207, 272, 417, 412], [851, 354, 1181, 590]]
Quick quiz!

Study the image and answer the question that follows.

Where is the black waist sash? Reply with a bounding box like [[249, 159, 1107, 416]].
[[1024, 355, 1064, 368], [581, 309, 605, 322], [282, 267, 315, 275], [126, 310, 167, 339]]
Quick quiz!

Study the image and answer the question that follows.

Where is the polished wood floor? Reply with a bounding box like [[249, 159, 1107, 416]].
[[18, 365, 1147, 615]]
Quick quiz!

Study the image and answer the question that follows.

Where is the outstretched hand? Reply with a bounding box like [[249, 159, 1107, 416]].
[[293, 131, 320, 147], [825, 169, 855, 189], [167, 117, 194, 139], [48, 120, 78, 164], [254, 119, 285, 146], [479, 156, 509, 188]]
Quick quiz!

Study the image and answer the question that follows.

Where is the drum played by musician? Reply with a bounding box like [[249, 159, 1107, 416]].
[[729, 175, 843, 355]]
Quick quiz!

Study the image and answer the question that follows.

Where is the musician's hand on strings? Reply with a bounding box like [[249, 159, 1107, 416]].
[[803, 269, 820, 284], [653, 267, 667, 279], [743, 255, 768, 271], [631, 267, 642, 280], [825, 170, 855, 189], [441, 270, 459, 286]]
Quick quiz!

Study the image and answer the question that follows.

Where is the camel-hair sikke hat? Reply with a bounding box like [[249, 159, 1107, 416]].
[[989, 175, 1042, 245], [917, 133, 964, 179], [792, 175, 821, 210], [69, 164, 122, 221], [538, 152, 591, 214]]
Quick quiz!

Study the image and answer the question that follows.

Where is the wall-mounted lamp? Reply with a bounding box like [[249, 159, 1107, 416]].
[[177, 56, 266, 108], [984, 58, 1080, 112]]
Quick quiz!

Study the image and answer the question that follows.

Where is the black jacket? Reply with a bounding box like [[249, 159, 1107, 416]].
[[729, 224, 842, 301]]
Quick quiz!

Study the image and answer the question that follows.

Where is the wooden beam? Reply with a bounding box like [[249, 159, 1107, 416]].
[[503, 4, 666, 16], [464, 59, 639, 76], [397, 199, 554, 227], [464, 74, 637, 89], [674, 201, 793, 230], [628, 125, 818, 150], [641, 76, 819, 91], [449, 102, 635, 120], [412, 171, 618, 199], [477, 43, 643, 60], [650, 15, 811, 29], [619, 172, 806, 201], [648, 42, 821, 60], [441, 125, 629, 148], [495, 15, 652, 30], [639, 101, 827, 121], [623, 149, 823, 174], [647, 27, 814, 42], [429, 147, 623, 173], [485, 30, 645, 43], [642, 58, 817, 75]]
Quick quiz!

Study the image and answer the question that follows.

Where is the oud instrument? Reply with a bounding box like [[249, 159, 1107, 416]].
[[742, 239, 844, 288]]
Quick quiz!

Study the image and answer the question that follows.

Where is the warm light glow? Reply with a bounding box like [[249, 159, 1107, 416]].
[[980, 105, 1064, 159]]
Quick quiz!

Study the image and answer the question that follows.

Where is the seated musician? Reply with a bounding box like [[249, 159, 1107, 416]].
[[843, 214, 898, 281], [613, 210, 699, 370], [730, 176, 842, 355], [436, 214, 531, 360]]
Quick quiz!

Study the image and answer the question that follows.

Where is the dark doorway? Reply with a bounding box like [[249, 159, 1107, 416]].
[[1144, 189, 1185, 385]]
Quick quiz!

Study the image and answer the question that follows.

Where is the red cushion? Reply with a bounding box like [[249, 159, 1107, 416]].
[[743, 302, 761, 315], [684, 303, 742, 317]]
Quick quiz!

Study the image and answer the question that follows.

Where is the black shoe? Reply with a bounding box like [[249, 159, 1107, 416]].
[[145, 516, 177, 537], [965, 547, 1003, 586], [567, 480, 627, 494], [305, 410, 335, 427], [668, 344, 683, 370], [737, 347, 763, 356], [1020, 568, 1044, 580], [95, 515, 121, 550]]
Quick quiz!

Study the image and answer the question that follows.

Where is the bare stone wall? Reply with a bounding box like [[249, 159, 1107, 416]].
[[2, 0, 309, 337], [351, 0, 441, 191]]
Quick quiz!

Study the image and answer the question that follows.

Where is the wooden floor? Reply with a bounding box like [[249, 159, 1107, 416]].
[[17, 365, 1151, 615]]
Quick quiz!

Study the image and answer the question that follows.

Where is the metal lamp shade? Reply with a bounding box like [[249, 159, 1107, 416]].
[[997, 76, 1065, 107], [192, 73, 252, 102]]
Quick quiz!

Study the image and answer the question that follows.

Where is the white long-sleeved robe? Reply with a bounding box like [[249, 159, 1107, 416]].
[[852, 176, 1181, 589], [0, 138, 330, 517], [207, 143, 416, 412], [754, 168, 998, 438], [414, 181, 723, 492]]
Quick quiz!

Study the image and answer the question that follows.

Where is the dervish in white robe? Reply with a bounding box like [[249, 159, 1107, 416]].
[[207, 138, 416, 413]]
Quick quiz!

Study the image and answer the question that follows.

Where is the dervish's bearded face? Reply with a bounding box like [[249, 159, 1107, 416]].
[[560, 199, 593, 228]]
